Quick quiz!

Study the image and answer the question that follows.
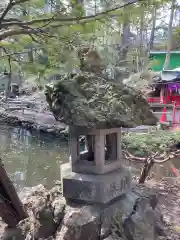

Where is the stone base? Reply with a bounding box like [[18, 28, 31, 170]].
[[55, 184, 165, 240], [61, 163, 132, 204]]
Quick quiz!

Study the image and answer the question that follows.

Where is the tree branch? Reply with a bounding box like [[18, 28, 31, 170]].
[[0, 28, 42, 40], [14, 0, 29, 4], [0, 46, 22, 63], [0, 0, 142, 41], [123, 149, 180, 164], [0, 0, 29, 24], [0, 0, 13, 23], [1, 0, 139, 29], [0, 46, 42, 58]]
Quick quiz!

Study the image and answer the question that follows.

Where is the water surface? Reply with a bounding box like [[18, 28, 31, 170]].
[[0, 125, 69, 191]]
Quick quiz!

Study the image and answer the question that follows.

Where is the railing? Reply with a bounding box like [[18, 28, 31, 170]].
[[147, 96, 180, 105], [122, 126, 158, 133], [171, 96, 180, 103], [172, 123, 180, 127], [147, 97, 161, 103]]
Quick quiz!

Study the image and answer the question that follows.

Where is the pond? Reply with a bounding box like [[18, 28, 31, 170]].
[[0, 125, 69, 191], [0, 125, 179, 192]]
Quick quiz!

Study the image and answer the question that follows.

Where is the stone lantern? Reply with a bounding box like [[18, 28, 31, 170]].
[[61, 126, 132, 204], [45, 47, 157, 204]]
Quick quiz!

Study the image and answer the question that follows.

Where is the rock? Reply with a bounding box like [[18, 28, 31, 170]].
[[0, 182, 172, 240], [17, 185, 55, 239], [52, 198, 66, 225], [0, 98, 68, 140], [47, 128, 55, 133], [49, 182, 62, 201], [19, 184, 48, 199], [45, 72, 157, 129], [31, 196, 57, 239], [55, 184, 166, 240], [45, 47, 157, 129], [103, 235, 123, 240], [108, 187, 166, 240], [50, 183, 66, 225], [2, 227, 24, 240], [17, 184, 67, 240], [55, 205, 101, 240], [19, 184, 49, 212]]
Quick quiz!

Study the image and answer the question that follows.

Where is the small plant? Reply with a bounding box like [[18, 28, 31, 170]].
[[122, 130, 180, 183]]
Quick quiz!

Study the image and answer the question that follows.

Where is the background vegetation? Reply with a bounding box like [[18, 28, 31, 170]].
[[0, 0, 180, 85]]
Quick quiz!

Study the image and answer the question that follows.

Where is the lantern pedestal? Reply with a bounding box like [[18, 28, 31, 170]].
[[61, 163, 131, 204], [61, 127, 132, 204]]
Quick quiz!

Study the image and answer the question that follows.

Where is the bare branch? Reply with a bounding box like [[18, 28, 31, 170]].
[[0, 0, 14, 23], [0, 0, 29, 23], [0, 0, 142, 41], [1, 0, 139, 29], [0, 46, 16, 61], [122, 150, 146, 161], [28, 34, 40, 44], [153, 151, 180, 163], [122, 148, 180, 164], [0, 28, 42, 40], [14, 0, 29, 4], [2, 18, 22, 23]]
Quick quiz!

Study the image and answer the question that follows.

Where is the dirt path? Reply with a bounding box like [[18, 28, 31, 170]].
[[147, 177, 180, 239]]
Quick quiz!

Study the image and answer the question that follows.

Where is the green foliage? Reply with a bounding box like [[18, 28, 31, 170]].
[[0, 0, 177, 82], [122, 130, 180, 157]]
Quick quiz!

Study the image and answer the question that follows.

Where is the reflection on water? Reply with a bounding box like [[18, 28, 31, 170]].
[[0, 125, 69, 191]]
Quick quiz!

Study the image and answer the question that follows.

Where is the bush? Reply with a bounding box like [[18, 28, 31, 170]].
[[122, 130, 180, 157]]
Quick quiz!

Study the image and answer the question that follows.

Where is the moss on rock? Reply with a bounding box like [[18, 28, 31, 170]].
[[45, 71, 157, 129]]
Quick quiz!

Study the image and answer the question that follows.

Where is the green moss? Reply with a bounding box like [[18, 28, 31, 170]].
[[45, 72, 157, 128]]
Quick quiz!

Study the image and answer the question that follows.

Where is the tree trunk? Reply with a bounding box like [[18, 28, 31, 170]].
[[71, 0, 84, 15], [5, 73, 11, 101], [119, 0, 138, 63], [163, 0, 176, 70], [28, 48, 34, 62], [139, 158, 154, 184], [0, 158, 28, 227], [121, 5, 131, 60], [149, 6, 157, 50], [55, 0, 60, 12], [138, 2, 146, 71]]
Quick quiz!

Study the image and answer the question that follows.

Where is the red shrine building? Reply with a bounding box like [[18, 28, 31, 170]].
[[147, 70, 180, 126]]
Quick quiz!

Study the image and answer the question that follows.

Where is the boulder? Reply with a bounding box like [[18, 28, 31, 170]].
[[55, 185, 166, 240], [17, 183, 66, 240], [55, 205, 100, 240], [2, 227, 24, 240], [45, 72, 157, 129]]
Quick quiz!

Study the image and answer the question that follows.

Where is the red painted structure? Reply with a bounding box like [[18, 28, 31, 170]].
[[147, 84, 180, 105], [147, 70, 180, 104], [147, 70, 180, 126]]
